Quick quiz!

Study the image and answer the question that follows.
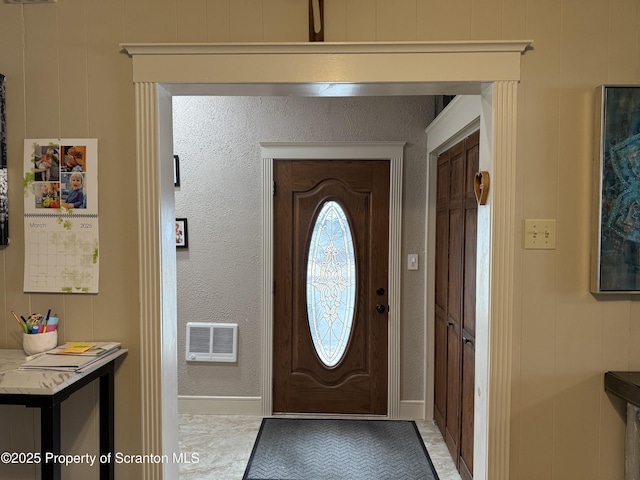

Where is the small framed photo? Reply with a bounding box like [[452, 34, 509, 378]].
[[175, 218, 188, 249], [174, 155, 181, 187]]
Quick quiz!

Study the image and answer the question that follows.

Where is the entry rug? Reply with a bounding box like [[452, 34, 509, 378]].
[[242, 418, 440, 480]]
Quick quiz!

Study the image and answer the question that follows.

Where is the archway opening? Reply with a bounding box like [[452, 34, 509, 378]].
[[123, 40, 528, 480]]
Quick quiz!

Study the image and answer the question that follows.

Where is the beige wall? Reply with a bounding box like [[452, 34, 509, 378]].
[[0, 1, 638, 479], [511, 2, 639, 480]]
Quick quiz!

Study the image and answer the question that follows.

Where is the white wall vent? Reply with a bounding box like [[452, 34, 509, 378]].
[[186, 322, 238, 362]]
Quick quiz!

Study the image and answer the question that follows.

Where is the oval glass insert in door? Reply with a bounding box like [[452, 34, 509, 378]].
[[306, 200, 356, 367]]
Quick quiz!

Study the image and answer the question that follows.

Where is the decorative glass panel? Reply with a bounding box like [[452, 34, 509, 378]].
[[306, 200, 356, 367]]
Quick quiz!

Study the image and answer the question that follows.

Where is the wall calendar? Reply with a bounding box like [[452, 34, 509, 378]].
[[23, 138, 99, 293]]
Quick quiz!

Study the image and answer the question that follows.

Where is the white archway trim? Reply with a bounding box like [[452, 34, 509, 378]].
[[135, 82, 180, 480], [124, 41, 530, 480], [480, 81, 518, 478], [260, 142, 404, 418], [122, 41, 528, 90]]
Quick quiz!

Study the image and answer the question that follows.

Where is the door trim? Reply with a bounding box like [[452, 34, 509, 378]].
[[124, 40, 529, 480], [261, 142, 404, 418]]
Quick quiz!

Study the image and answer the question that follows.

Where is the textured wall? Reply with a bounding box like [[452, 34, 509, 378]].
[[173, 95, 434, 398]]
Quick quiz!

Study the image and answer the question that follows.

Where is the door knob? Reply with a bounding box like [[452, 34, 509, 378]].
[[376, 287, 385, 296], [376, 304, 386, 314]]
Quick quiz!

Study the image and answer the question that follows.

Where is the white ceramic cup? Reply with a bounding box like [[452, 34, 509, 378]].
[[23, 331, 58, 356]]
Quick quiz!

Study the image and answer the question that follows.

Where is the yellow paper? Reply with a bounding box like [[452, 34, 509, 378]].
[[60, 342, 95, 354]]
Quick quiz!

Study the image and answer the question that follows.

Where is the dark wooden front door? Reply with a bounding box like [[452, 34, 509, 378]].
[[273, 159, 390, 415]]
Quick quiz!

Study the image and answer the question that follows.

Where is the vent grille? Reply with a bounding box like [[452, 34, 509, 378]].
[[186, 322, 237, 362]]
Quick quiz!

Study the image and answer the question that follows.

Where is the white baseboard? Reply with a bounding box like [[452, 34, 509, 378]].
[[178, 396, 424, 419], [178, 396, 263, 416], [399, 400, 425, 420]]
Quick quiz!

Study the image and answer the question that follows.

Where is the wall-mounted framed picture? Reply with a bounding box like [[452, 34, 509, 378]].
[[174, 155, 180, 187], [591, 85, 640, 293], [175, 218, 188, 249], [0, 73, 8, 246]]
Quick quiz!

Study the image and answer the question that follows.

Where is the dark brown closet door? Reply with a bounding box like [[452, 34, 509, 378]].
[[434, 131, 478, 480]]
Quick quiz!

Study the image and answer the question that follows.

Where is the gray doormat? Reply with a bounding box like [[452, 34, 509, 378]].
[[242, 418, 440, 480]]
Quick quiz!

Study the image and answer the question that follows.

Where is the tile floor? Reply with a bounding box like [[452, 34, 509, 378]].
[[178, 414, 462, 480]]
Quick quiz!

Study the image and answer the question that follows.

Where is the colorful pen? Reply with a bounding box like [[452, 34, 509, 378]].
[[43, 309, 51, 333], [11, 311, 28, 333]]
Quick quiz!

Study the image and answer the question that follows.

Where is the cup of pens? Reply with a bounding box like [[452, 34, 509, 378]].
[[23, 330, 57, 356], [12, 310, 59, 356]]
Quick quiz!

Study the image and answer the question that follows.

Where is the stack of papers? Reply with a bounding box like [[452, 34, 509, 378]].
[[20, 342, 121, 371], [52, 342, 121, 356]]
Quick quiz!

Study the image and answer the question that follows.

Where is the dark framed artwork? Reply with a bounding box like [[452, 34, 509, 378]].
[[591, 85, 640, 293], [0, 73, 8, 246], [174, 154, 180, 187], [175, 218, 188, 249], [434, 95, 456, 118]]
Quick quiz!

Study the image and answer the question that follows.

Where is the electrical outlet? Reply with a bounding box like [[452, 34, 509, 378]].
[[523, 219, 556, 250]]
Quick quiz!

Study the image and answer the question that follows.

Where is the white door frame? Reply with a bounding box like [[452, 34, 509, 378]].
[[122, 40, 529, 480]]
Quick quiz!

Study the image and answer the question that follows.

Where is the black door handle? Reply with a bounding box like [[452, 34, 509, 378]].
[[376, 304, 386, 314]]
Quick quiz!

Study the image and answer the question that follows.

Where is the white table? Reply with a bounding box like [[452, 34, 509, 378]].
[[0, 348, 127, 480]]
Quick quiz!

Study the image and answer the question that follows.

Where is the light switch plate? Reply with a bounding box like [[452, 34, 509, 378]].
[[523, 219, 556, 249], [407, 254, 419, 270]]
